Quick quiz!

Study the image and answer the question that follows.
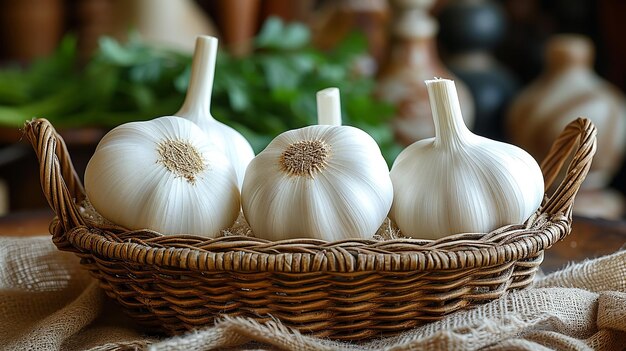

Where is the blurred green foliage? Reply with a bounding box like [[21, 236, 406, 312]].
[[0, 18, 401, 162]]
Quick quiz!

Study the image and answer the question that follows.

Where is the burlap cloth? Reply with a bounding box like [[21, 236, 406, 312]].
[[1, 236, 624, 351]]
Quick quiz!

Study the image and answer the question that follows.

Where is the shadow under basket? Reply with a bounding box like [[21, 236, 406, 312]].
[[24, 118, 597, 341]]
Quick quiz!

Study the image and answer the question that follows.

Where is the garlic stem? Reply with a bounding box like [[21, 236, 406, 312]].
[[316, 87, 342, 126], [425, 79, 473, 147], [176, 36, 218, 120]]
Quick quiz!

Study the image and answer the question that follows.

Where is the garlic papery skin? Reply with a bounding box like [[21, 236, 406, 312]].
[[175, 36, 254, 188], [389, 79, 544, 239], [84, 116, 240, 236], [241, 88, 393, 241]]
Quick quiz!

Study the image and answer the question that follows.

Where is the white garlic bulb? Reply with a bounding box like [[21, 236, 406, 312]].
[[390, 79, 544, 239], [84, 116, 240, 236], [241, 88, 394, 241], [175, 36, 254, 188]]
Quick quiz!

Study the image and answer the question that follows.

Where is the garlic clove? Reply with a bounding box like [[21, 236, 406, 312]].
[[389, 79, 544, 239], [241, 88, 393, 241], [85, 116, 240, 236], [175, 35, 255, 188]]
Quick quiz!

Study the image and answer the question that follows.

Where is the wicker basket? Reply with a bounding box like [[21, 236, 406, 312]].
[[24, 117, 596, 341]]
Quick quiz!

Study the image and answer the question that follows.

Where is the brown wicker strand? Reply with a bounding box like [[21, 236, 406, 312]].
[[23, 119, 86, 250], [540, 117, 597, 215]]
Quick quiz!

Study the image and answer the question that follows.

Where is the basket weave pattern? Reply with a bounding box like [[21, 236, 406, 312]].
[[25, 118, 596, 340]]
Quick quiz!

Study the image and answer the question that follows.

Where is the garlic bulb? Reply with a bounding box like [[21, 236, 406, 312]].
[[84, 116, 240, 236], [390, 79, 544, 239], [241, 88, 393, 241], [175, 36, 254, 188]]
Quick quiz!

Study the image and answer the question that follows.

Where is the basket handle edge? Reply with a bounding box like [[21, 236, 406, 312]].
[[23, 118, 86, 248], [540, 117, 597, 217]]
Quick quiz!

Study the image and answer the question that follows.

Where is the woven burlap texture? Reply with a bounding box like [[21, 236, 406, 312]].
[[0, 236, 624, 351]]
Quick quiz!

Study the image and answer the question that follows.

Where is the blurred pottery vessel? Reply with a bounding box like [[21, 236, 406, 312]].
[[507, 34, 626, 190], [507, 34, 626, 218], [377, 0, 474, 145], [438, 0, 518, 141]]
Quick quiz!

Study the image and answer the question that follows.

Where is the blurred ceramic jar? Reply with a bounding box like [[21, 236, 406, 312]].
[[507, 34, 626, 218], [377, 0, 474, 146]]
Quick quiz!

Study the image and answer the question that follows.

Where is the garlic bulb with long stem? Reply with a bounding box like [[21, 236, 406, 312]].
[[241, 88, 394, 241], [390, 79, 544, 239], [84, 116, 240, 236], [175, 36, 254, 188]]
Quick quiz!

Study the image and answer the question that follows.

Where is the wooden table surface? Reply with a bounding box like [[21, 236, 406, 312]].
[[0, 209, 624, 273]]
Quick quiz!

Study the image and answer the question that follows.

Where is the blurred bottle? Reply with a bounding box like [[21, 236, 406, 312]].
[[496, 0, 555, 85], [377, 0, 474, 145], [438, 0, 518, 141]]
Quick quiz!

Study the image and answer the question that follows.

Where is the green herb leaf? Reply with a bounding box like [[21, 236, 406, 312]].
[[0, 18, 400, 163], [255, 17, 310, 50]]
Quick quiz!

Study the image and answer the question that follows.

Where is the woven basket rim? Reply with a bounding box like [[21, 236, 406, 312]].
[[26, 117, 597, 274], [56, 211, 568, 273]]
